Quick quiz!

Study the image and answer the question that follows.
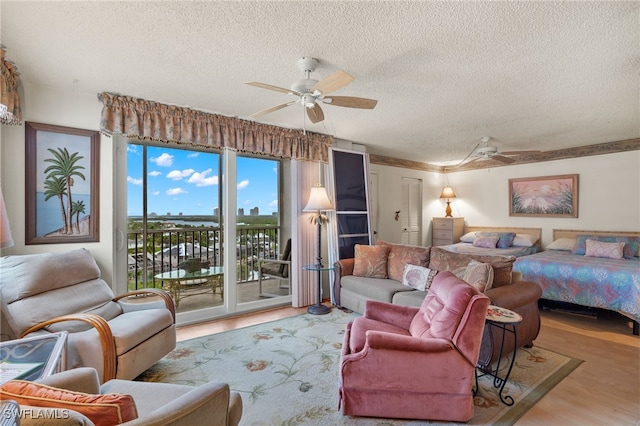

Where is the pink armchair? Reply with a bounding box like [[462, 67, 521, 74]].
[[338, 271, 490, 422]]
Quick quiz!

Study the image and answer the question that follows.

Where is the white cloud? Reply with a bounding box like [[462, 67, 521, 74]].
[[237, 179, 249, 190], [127, 176, 142, 186], [167, 168, 195, 180], [150, 153, 173, 167], [152, 190, 160, 196], [187, 152, 200, 159], [148, 171, 161, 177], [269, 199, 278, 207], [166, 187, 187, 196], [188, 169, 219, 187], [127, 145, 139, 154]]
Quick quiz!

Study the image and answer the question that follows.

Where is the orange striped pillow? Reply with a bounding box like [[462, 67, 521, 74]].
[[0, 380, 138, 426]]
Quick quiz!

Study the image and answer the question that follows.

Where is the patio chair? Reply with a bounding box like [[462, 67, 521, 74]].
[[257, 238, 291, 297]]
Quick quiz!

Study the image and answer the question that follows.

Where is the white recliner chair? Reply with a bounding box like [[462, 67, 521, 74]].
[[0, 249, 176, 383]]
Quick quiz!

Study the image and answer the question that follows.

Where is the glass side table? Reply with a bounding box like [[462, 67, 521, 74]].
[[0, 331, 68, 384], [302, 264, 334, 315], [474, 305, 522, 406]]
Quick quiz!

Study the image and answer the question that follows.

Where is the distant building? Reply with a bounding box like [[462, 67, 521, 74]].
[[250, 207, 259, 216], [213, 208, 219, 217], [149, 212, 158, 218], [238, 208, 245, 216]]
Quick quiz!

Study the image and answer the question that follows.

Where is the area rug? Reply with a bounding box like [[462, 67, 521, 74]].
[[138, 309, 582, 425]]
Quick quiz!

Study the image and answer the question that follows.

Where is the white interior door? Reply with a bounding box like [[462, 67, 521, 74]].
[[400, 177, 422, 245]]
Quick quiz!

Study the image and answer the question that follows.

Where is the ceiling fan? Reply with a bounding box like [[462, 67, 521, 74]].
[[455, 136, 541, 168], [245, 57, 378, 124]]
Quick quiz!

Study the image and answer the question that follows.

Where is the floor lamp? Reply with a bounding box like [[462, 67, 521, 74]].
[[303, 185, 334, 315]]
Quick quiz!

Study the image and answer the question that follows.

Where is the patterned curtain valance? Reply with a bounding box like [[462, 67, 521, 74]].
[[98, 92, 333, 162], [0, 48, 22, 125]]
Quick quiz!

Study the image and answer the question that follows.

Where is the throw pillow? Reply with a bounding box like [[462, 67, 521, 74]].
[[353, 244, 390, 278], [377, 241, 431, 282], [584, 239, 624, 259], [473, 235, 499, 248], [546, 238, 576, 251], [512, 233, 540, 247], [429, 247, 515, 287], [572, 234, 640, 259], [457, 260, 494, 292], [402, 264, 438, 291], [479, 232, 516, 248], [0, 380, 138, 426]]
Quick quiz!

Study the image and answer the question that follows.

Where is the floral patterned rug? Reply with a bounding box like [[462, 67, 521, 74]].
[[138, 308, 581, 425]]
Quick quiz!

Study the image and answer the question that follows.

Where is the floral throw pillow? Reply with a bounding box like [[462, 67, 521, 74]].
[[584, 239, 624, 259], [457, 260, 494, 292], [479, 232, 516, 249], [353, 244, 390, 278], [402, 264, 438, 291], [377, 241, 431, 282], [473, 235, 499, 248]]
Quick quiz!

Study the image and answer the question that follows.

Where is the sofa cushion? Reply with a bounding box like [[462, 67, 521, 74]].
[[340, 275, 412, 304], [392, 290, 427, 307], [429, 247, 514, 287], [353, 244, 390, 278], [376, 241, 431, 281], [401, 264, 438, 291], [0, 380, 138, 426]]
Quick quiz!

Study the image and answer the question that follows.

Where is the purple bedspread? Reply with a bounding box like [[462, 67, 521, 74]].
[[514, 250, 640, 323]]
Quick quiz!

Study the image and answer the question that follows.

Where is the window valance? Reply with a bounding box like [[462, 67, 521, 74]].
[[0, 48, 22, 125], [98, 92, 333, 162]]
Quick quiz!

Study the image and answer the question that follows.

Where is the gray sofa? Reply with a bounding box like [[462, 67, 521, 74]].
[[333, 242, 543, 367]]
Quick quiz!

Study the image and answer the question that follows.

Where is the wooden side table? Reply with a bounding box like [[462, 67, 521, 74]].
[[474, 305, 522, 405]]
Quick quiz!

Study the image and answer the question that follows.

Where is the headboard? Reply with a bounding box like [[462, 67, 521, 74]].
[[553, 229, 640, 240], [463, 226, 543, 249]]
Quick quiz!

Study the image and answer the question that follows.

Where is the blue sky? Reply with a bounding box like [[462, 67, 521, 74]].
[[127, 145, 278, 216]]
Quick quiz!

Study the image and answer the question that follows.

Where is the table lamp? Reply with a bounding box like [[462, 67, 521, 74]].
[[439, 185, 457, 218]]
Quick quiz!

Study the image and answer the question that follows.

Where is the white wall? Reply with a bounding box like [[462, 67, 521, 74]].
[[0, 83, 114, 284], [371, 151, 640, 247]]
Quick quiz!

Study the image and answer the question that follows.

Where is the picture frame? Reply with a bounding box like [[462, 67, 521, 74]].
[[25, 122, 100, 244], [509, 174, 578, 218]]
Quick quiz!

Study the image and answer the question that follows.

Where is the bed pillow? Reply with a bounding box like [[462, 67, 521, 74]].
[[584, 239, 625, 259], [453, 260, 494, 292], [512, 233, 540, 247], [472, 235, 499, 248], [0, 380, 138, 426], [377, 241, 431, 281], [572, 234, 640, 259], [459, 231, 479, 243], [402, 264, 438, 291], [353, 244, 390, 278], [546, 238, 576, 251]]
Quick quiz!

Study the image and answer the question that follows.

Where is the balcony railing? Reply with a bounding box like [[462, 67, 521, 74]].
[[127, 226, 282, 291]]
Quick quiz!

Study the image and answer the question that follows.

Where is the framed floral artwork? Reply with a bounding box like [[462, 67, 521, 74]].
[[25, 122, 100, 244], [509, 174, 578, 218]]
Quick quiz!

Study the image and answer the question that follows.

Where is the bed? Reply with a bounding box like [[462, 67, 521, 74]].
[[514, 229, 640, 335], [440, 226, 542, 257]]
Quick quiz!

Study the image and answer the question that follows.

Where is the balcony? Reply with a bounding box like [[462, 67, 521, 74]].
[[127, 225, 288, 311]]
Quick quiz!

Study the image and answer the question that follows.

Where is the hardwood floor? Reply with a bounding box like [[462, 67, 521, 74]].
[[176, 305, 640, 425]]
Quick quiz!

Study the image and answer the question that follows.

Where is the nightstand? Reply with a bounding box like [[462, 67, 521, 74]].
[[432, 217, 464, 246]]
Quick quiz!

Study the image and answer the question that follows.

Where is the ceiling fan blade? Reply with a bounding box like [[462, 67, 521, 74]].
[[249, 100, 298, 118], [322, 96, 378, 109], [245, 81, 300, 96], [312, 70, 354, 95], [493, 154, 516, 164], [306, 104, 325, 123], [500, 150, 541, 155]]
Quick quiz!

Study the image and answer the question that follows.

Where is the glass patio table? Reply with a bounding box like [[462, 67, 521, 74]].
[[155, 266, 225, 307]]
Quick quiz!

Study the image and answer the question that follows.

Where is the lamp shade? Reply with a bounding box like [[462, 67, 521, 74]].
[[304, 186, 334, 212], [439, 185, 457, 199]]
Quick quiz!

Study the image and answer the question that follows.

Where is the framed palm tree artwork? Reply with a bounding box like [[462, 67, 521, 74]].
[[25, 122, 100, 244]]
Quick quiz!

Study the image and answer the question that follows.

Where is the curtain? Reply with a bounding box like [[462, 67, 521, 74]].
[[0, 48, 22, 125], [98, 92, 333, 161], [290, 159, 324, 307]]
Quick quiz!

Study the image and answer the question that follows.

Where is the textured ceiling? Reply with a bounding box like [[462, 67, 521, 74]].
[[1, 1, 639, 164]]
